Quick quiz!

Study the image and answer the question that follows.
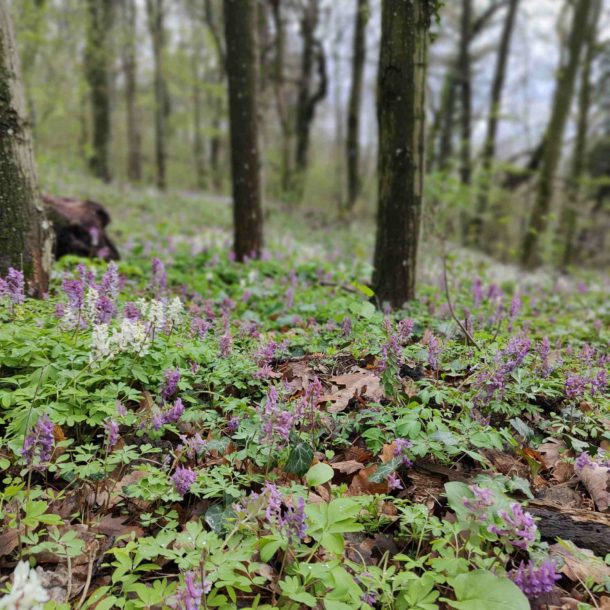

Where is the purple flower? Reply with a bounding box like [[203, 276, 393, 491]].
[[170, 571, 211, 610], [22, 414, 54, 469], [426, 333, 442, 371], [394, 438, 413, 467], [1, 268, 25, 304], [565, 374, 588, 400], [219, 325, 232, 357], [463, 485, 495, 512], [63, 279, 84, 310], [361, 592, 377, 607], [227, 416, 240, 433], [510, 294, 522, 319], [397, 318, 414, 341], [164, 398, 185, 424], [387, 472, 403, 491], [96, 295, 116, 324], [591, 369, 607, 395], [171, 466, 197, 496], [575, 452, 594, 471], [100, 262, 120, 298], [472, 278, 483, 308], [104, 420, 120, 449], [123, 302, 141, 321], [180, 433, 206, 458], [510, 559, 561, 598], [488, 502, 537, 549], [191, 317, 212, 339], [264, 483, 283, 522], [162, 369, 181, 401], [260, 386, 293, 447], [150, 257, 167, 291], [283, 496, 308, 540], [341, 317, 353, 338]]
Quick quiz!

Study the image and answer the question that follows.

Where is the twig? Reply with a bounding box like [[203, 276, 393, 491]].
[[77, 547, 96, 609], [441, 255, 481, 350]]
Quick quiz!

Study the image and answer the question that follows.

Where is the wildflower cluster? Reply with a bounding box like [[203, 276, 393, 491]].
[[22, 414, 54, 470], [509, 559, 561, 598], [0, 267, 25, 308], [171, 465, 197, 496], [169, 571, 211, 610]]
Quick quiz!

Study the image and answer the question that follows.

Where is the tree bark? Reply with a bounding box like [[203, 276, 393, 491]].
[[559, 0, 601, 269], [224, 0, 264, 261], [372, 0, 431, 308], [84, 0, 113, 183], [520, 0, 591, 269], [293, 0, 327, 201], [146, 0, 168, 191], [458, 0, 472, 188], [470, 0, 520, 247], [0, 0, 53, 295], [344, 0, 368, 212], [120, 0, 142, 183]]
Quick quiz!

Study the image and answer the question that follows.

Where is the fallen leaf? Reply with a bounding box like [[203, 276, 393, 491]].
[[347, 465, 388, 496], [93, 514, 144, 539], [551, 541, 610, 584], [330, 460, 364, 475], [576, 463, 610, 511], [320, 368, 383, 413], [538, 439, 567, 469], [552, 461, 575, 484]]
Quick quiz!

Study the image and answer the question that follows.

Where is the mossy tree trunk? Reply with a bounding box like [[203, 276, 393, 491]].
[[85, 0, 113, 183], [0, 0, 53, 295], [559, 0, 601, 269], [120, 0, 142, 183], [146, 0, 168, 191], [372, 0, 431, 308], [344, 0, 369, 212], [470, 0, 520, 247], [458, 0, 472, 189], [520, 0, 591, 269], [224, 0, 263, 261]]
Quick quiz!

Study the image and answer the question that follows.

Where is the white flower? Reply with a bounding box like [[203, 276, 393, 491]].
[[144, 299, 166, 332], [113, 319, 150, 355], [84, 287, 99, 322], [0, 561, 48, 610], [90, 323, 112, 361], [166, 297, 183, 327]]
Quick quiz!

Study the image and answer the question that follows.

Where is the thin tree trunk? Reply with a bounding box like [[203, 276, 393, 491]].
[[458, 0, 472, 187], [470, 0, 520, 247], [293, 0, 327, 201], [559, 0, 601, 268], [345, 0, 368, 212], [85, 0, 113, 182], [120, 0, 142, 183], [520, 0, 591, 269], [0, 0, 53, 295], [146, 0, 168, 191], [373, 0, 431, 307], [269, 0, 293, 195], [224, 0, 263, 260]]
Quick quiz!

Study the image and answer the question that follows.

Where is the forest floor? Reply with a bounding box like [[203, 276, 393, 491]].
[[0, 171, 609, 610]]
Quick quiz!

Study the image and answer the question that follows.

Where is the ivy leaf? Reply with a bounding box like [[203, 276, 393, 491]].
[[368, 457, 402, 483], [284, 442, 314, 476], [442, 570, 529, 610]]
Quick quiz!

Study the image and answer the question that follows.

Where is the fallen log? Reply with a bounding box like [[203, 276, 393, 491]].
[[42, 194, 120, 261]]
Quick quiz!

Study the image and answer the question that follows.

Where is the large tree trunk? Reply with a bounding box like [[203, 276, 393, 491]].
[[0, 0, 53, 296], [120, 0, 142, 183], [146, 0, 168, 191], [85, 0, 113, 183], [470, 0, 520, 247], [372, 0, 431, 308], [293, 0, 327, 201], [344, 0, 368, 212], [559, 0, 601, 269], [458, 0, 472, 188], [520, 0, 591, 269], [224, 0, 264, 261]]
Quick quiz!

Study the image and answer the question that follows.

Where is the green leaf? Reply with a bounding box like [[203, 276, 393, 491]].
[[284, 442, 314, 476], [259, 537, 284, 562], [443, 570, 529, 610], [358, 301, 376, 320], [306, 463, 334, 487], [351, 282, 375, 298], [320, 532, 344, 554], [290, 591, 317, 607], [368, 457, 402, 483]]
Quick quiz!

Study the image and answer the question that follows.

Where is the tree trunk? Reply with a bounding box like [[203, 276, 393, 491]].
[[293, 0, 327, 201], [470, 0, 520, 247], [458, 0, 472, 188], [344, 0, 368, 212], [559, 0, 601, 268], [85, 0, 113, 183], [372, 0, 431, 308], [520, 0, 591, 269], [269, 0, 293, 195], [120, 0, 142, 183], [0, 0, 53, 295], [224, 0, 264, 261], [146, 0, 168, 191]]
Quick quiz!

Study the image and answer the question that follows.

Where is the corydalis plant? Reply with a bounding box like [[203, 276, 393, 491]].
[[22, 414, 54, 470]]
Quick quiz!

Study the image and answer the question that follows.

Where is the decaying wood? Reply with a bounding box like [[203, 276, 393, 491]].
[[42, 195, 119, 260]]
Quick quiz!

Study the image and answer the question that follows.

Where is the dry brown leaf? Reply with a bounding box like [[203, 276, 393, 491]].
[[551, 541, 610, 584], [538, 439, 567, 469], [576, 463, 610, 511], [347, 465, 388, 496], [330, 460, 364, 475], [93, 514, 144, 539], [344, 445, 374, 464], [320, 368, 383, 413], [0, 529, 20, 558], [552, 461, 575, 484], [381, 442, 397, 463], [600, 597, 610, 610]]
